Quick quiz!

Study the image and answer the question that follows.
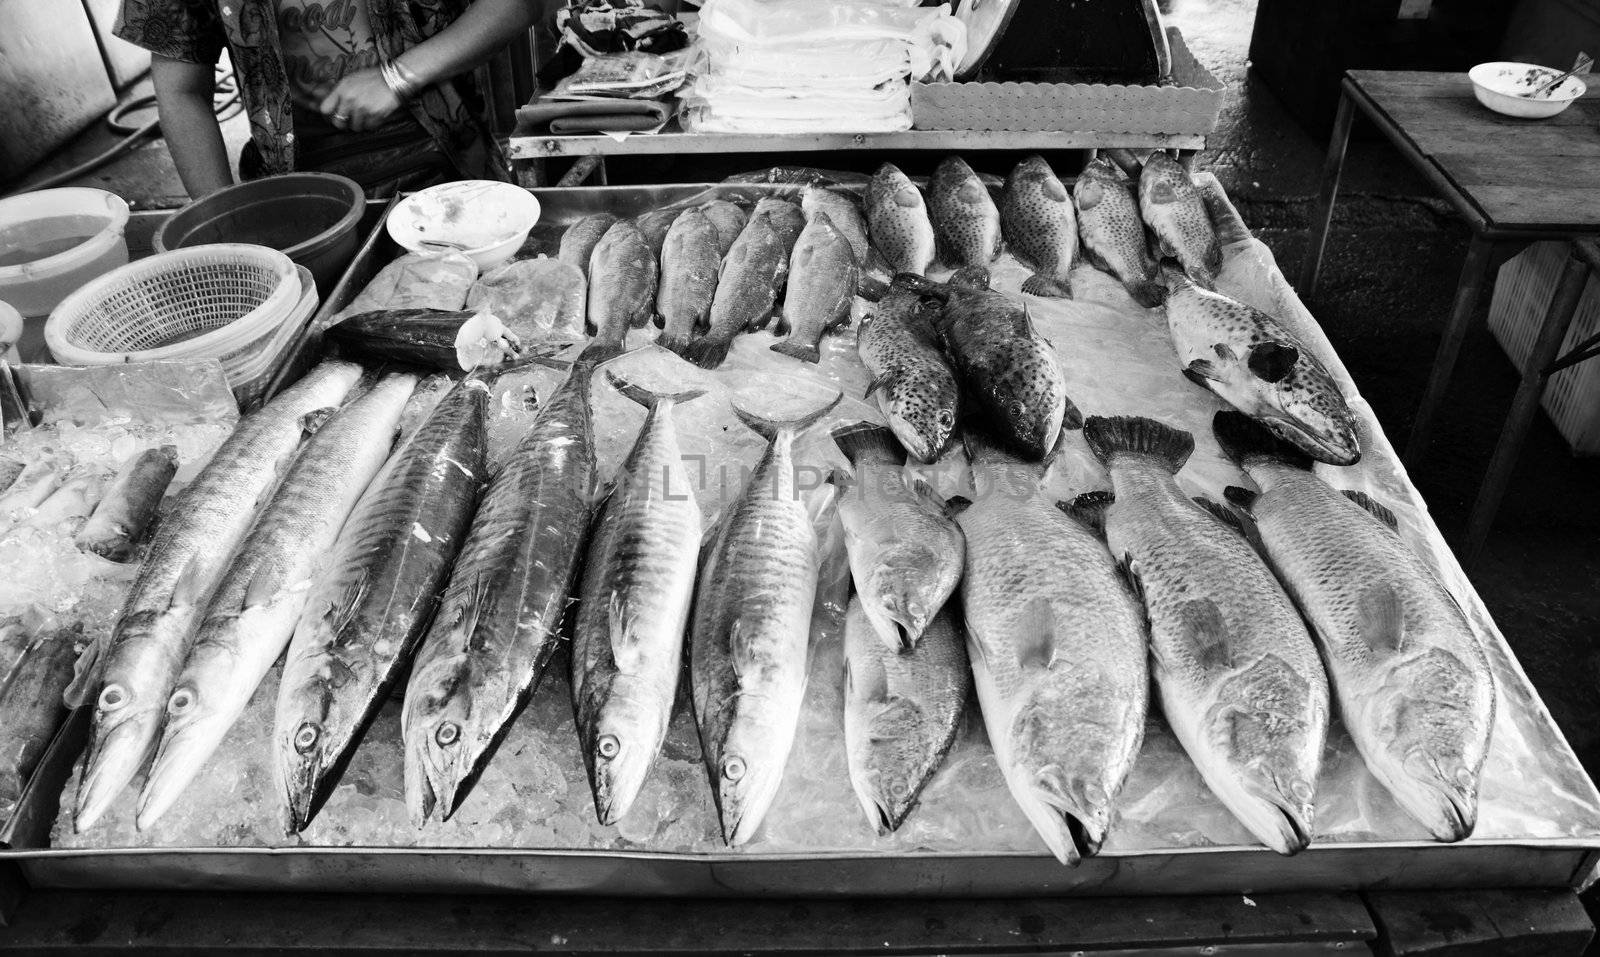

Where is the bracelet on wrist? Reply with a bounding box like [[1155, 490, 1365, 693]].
[[381, 59, 421, 101]]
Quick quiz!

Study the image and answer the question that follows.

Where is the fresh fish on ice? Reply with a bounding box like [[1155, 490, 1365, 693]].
[[955, 431, 1148, 865], [16, 466, 110, 534], [275, 373, 491, 833], [856, 279, 960, 463], [866, 164, 936, 276], [771, 213, 859, 363], [327, 308, 521, 372], [1074, 158, 1161, 307], [1080, 414, 1329, 855], [0, 622, 84, 813], [691, 393, 841, 845], [698, 200, 749, 258], [70, 359, 364, 832], [559, 214, 619, 280], [685, 212, 788, 369], [1214, 410, 1494, 841], [635, 208, 684, 257], [573, 374, 705, 825], [589, 219, 659, 336], [1139, 152, 1223, 289], [0, 459, 68, 528], [1001, 155, 1077, 298], [656, 208, 722, 357], [136, 373, 418, 830], [928, 156, 1002, 268], [75, 446, 180, 562]]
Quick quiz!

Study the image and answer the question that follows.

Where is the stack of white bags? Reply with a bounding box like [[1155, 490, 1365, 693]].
[[681, 0, 966, 133]]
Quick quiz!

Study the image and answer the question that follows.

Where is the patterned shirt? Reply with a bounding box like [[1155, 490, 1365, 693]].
[[115, 0, 509, 181]]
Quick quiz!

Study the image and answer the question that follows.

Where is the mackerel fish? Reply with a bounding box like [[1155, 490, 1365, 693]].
[[1213, 410, 1494, 841], [691, 393, 841, 845], [275, 373, 491, 833], [71, 359, 364, 832], [572, 374, 705, 825], [1080, 414, 1330, 855], [137, 373, 417, 829]]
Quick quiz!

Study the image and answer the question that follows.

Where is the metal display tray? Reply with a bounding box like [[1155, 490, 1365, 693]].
[[6, 183, 1600, 899]]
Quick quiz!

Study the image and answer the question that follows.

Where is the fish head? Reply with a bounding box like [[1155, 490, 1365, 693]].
[[869, 163, 922, 213], [1079, 157, 1129, 188], [1008, 696, 1118, 864], [135, 666, 238, 831], [987, 349, 1067, 460], [846, 697, 935, 834], [861, 557, 943, 650], [275, 670, 342, 834], [882, 394, 956, 464], [402, 654, 483, 826], [709, 717, 788, 847], [1195, 347, 1361, 466], [580, 684, 667, 826], [1138, 152, 1194, 205]]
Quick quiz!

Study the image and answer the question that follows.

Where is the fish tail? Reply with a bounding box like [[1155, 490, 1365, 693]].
[[576, 337, 626, 367], [684, 335, 733, 370], [605, 370, 707, 409], [769, 338, 821, 363], [1157, 260, 1190, 295], [1082, 415, 1194, 473], [1130, 279, 1167, 308], [732, 392, 843, 441], [657, 331, 692, 357], [1212, 410, 1313, 470], [1021, 274, 1072, 299], [830, 421, 905, 466]]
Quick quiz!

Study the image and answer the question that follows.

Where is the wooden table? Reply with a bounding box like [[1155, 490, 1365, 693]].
[[1299, 70, 1600, 566]]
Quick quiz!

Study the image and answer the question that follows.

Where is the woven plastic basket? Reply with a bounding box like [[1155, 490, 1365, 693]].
[[45, 243, 299, 366], [230, 266, 319, 409], [1488, 240, 1600, 456]]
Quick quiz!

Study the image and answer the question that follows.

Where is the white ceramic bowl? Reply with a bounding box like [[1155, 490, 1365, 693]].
[[386, 180, 541, 270], [1469, 61, 1586, 119]]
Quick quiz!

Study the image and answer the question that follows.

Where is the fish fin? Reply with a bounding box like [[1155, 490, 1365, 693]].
[[909, 478, 945, 512], [1343, 490, 1400, 532], [1015, 598, 1057, 673], [732, 392, 843, 441], [656, 332, 692, 357], [944, 495, 971, 518], [605, 371, 706, 409], [1177, 598, 1232, 671], [830, 421, 904, 466], [770, 338, 821, 363], [772, 311, 792, 337], [1247, 342, 1300, 383], [1357, 581, 1407, 654], [320, 574, 369, 642], [244, 563, 289, 610], [684, 335, 733, 370], [1130, 280, 1166, 308], [1081, 415, 1194, 473], [63, 630, 104, 708], [1060, 490, 1113, 537], [1183, 358, 1221, 387], [171, 554, 210, 608], [846, 652, 891, 705], [1224, 485, 1259, 510], [1118, 553, 1146, 606], [607, 590, 645, 671], [301, 407, 337, 438], [863, 373, 891, 401], [1192, 496, 1244, 536], [826, 468, 854, 492], [576, 339, 626, 366], [1021, 274, 1072, 299], [1075, 179, 1104, 211], [1213, 410, 1314, 470]]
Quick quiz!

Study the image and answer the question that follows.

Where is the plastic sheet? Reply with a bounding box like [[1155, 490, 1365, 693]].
[[329, 252, 478, 323], [48, 181, 1600, 859]]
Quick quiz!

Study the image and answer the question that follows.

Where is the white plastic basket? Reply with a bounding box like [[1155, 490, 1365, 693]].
[[230, 266, 319, 408], [44, 243, 299, 366], [1488, 241, 1600, 456]]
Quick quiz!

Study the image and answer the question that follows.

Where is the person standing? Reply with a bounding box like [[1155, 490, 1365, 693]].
[[116, 0, 540, 197]]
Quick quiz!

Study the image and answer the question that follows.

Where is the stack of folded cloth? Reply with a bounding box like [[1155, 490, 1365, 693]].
[[680, 0, 966, 134], [518, 0, 689, 135]]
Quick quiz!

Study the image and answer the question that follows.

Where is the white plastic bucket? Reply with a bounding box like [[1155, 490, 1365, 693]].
[[0, 188, 131, 318]]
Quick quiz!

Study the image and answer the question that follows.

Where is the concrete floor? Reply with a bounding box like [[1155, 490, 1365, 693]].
[[11, 0, 1600, 929]]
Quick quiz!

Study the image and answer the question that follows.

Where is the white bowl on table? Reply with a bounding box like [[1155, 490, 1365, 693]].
[[1468, 61, 1587, 119], [386, 180, 541, 270]]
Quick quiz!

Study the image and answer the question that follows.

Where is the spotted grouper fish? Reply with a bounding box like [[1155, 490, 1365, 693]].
[[1079, 415, 1330, 855], [866, 164, 935, 276], [1074, 158, 1161, 307], [1213, 411, 1494, 841], [1001, 155, 1077, 299], [1139, 152, 1223, 288], [856, 278, 960, 462], [928, 155, 1002, 268]]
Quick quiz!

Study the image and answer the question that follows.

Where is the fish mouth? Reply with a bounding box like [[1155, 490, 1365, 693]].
[[1028, 769, 1110, 867], [136, 716, 227, 831], [1238, 787, 1314, 856], [75, 703, 162, 832], [1263, 416, 1360, 467], [1391, 754, 1479, 842]]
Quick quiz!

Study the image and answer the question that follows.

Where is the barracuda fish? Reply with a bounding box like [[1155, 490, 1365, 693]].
[[1074, 158, 1161, 308], [274, 374, 491, 833], [771, 213, 858, 364], [70, 359, 364, 833], [136, 373, 417, 829], [830, 423, 963, 652], [843, 597, 970, 833], [866, 164, 935, 276], [956, 431, 1147, 865], [691, 392, 841, 846], [0, 623, 83, 812], [1079, 415, 1330, 855], [589, 220, 659, 338], [698, 200, 748, 258], [402, 354, 605, 824], [1213, 411, 1495, 841], [928, 155, 1002, 268], [686, 212, 788, 370], [1001, 155, 1077, 299], [656, 208, 722, 357], [1139, 153, 1223, 289], [1163, 266, 1361, 466], [910, 269, 1078, 461], [573, 374, 705, 825], [857, 279, 959, 463], [75, 446, 179, 563], [559, 214, 619, 280]]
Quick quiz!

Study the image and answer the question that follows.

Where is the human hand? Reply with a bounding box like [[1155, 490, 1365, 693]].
[[319, 69, 401, 132]]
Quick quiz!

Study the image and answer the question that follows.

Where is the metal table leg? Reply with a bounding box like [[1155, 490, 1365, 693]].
[[1463, 248, 1591, 566], [1404, 234, 1498, 468], [1298, 88, 1356, 297]]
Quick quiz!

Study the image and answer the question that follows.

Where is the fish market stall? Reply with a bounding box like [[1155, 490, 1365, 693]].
[[0, 157, 1598, 954]]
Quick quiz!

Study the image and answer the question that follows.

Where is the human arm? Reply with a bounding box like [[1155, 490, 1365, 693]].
[[319, 0, 542, 132], [151, 55, 234, 198]]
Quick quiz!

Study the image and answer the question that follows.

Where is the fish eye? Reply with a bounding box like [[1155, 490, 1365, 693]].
[[721, 755, 746, 782], [936, 409, 955, 429], [167, 688, 196, 715], [889, 778, 910, 798], [597, 734, 620, 759], [1007, 399, 1027, 419], [435, 721, 461, 747], [99, 684, 127, 711], [294, 722, 320, 753]]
